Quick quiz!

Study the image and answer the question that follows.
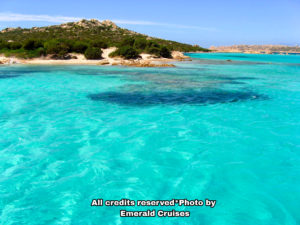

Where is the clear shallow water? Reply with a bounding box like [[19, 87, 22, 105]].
[[185, 52, 300, 64], [0, 53, 299, 225]]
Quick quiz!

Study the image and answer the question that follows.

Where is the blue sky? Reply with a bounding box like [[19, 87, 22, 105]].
[[0, 0, 299, 47]]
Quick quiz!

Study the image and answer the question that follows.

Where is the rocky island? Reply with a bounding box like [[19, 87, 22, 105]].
[[0, 19, 208, 66]]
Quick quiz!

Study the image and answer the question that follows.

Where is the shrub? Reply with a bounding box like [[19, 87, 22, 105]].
[[37, 47, 46, 57], [72, 41, 88, 53], [34, 40, 44, 49], [1, 48, 46, 59], [147, 41, 160, 48], [51, 50, 70, 59], [147, 46, 161, 56], [84, 47, 103, 59], [44, 40, 70, 55], [0, 40, 7, 50], [9, 42, 22, 50], [159, 46, 171, 58], [23, 39, 36, 50], [134, 38, 147, 50], [110, 46, 139, 59], [119, 37, 135, 47], [23, 39, 43, 50], [91, 40, 108, 49]]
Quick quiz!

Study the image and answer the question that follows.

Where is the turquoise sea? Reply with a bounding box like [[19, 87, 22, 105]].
[[0, 53, 299, 225]]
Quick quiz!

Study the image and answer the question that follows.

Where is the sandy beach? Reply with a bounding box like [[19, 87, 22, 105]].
[[0, 48, 189, 67]]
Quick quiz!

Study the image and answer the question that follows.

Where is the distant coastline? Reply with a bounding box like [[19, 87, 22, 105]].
[[209, 45, 300, 55]]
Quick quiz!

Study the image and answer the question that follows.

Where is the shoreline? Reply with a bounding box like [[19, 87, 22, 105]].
[[0, 48, 190, 67]]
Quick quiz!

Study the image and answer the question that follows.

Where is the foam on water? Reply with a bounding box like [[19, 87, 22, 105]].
[[0, 53, 300, 225]]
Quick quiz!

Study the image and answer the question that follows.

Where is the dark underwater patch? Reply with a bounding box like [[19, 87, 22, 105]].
[[194, 59, 266, 65], [88, 90, 268, 106], [210, 76, 258, 80], [223, 81, 246, 85], [0, 75, 21, 79], [224, 55, 250, 59]]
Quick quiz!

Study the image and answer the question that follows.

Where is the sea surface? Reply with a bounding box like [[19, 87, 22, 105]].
[[0, 53, 299, 225]]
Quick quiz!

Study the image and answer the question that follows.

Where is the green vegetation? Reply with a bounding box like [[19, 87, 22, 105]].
[[84, 47, 103, 59], [119, 37, 135, 47], [134, 38, 147, 50], [71, 41, 88, 53], [44, 40, 70, 59], [159, 46, 172, 58], [0, 19, 209, 59], [9, 42, 22, 50], [0, 48, 45, 59], [23, 39, 43, 50], [110, 37, 172, 59], [109, 46, 139, 59], [0, 40, 8, 49], [44, 40, 68, 54], [91, 40, 108, 49]]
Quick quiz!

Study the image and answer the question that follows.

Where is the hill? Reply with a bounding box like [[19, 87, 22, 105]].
[[0, 19, 208, 59]]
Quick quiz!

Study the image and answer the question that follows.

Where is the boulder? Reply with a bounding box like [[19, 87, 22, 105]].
[[101, 20, 118, 30], [50, 54, 72, 60], [119, 60, 175, 68], [98, 60, 110, 65], [171, 51, 189, 60]]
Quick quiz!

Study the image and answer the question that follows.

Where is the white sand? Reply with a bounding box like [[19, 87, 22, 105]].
[[0, 49, 188, 67]]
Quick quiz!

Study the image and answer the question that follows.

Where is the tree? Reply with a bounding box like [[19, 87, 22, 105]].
[[84, 47, 103, 59], [110, 46, 139, 59], [23, 39, 36, 50], [119, 37, 135, 47], [0, 40, 8, 50], [134, 38, 147, 50], [9, 42, 22, 50], [44, 40, 70, 55], [91, 40, 108, 49], [72, 41, 88, 53], [147, 41, 160, 48], [147, 46, 161, 56], [159, 46, 171, 58], [22, 39, 43, 50], [37, 47, 46, 57]]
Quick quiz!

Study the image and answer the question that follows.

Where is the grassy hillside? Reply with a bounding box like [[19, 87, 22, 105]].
[[0, 19, 209, 59]]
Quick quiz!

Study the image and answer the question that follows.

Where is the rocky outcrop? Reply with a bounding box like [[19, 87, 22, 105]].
[[0, 57, 8, 64], [21, 19, 120, 32], [171, 51, 189, 60], [0, 57, 18, 64], [116, 60, 175, 67], [89, 19, 102, 26], [50, 54, 72, 60], [97, 59, 110, 65], [0, 27, 21, 33], [101, 20, 118, 30], [61, 19, 119, 30]]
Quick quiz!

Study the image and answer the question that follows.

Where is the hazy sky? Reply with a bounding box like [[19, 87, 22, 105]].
[[0, 0, 299, 47]]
